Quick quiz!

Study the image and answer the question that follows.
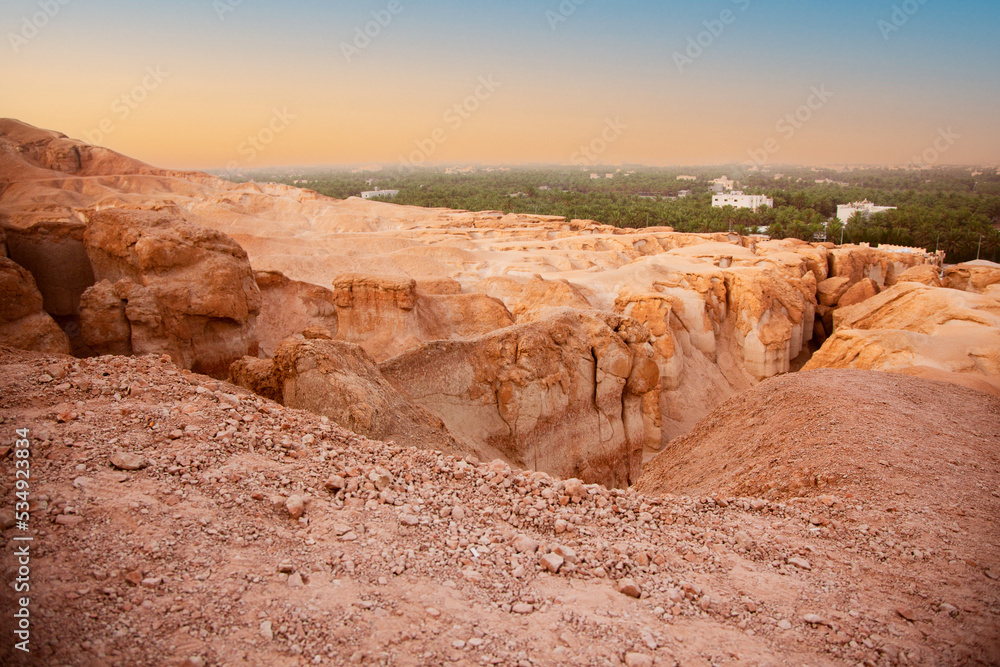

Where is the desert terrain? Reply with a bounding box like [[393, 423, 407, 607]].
[[1, 119, 999, 666]]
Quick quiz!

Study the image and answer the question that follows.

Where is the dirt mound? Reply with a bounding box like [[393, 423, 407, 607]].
[[636, 369, 1000, 506], [1, 351, 998, 666]]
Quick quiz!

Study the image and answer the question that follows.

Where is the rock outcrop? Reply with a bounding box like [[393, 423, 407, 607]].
[[254, 270, 339, 357], [0, 256, 71, 353], [944, 261, 1000, 295], [81, 209, 261, 377], [804, 282, 1000, 396], [230, 333, 460, 452], [379, 309, 657, 487], [332, 273, 515, 361]]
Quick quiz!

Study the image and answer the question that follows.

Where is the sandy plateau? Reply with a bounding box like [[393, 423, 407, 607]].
[[1, 119, 999, 666]]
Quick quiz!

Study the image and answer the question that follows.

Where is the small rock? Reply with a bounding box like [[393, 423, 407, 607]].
[[513, 536, 539, 554], [0, 509, 15, 530], [512, 603, 534, 615], [803, 613, 830, 626], [260, 620, 274, 641], [55, 515, 84, 526], [539, 552, 564, 574], [895, 607, 918, 622], [426, 607, 441, 618], [324, 475, 346, 492], [787, 557, 812, 571], [451, 506, 467, 521], [140, 577, 162, 589], [278, 562, 295, 574], [777, 619, 792, 630], [287, 573, 304, 588], [286, 495, 305, 520], [617, 578, 642, 599], [399, 514, 420, 526], [109, 451, 148, 471], [124, 570, 143, 586], [624, 653, 654, 667], [563, 478, 586, 499]]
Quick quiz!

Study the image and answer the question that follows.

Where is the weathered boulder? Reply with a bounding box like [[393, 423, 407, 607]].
[[0, 256, 71, 354], [805, 283, 1000, 396], [82, 209, 261, 377], [817, 277, 852, 307], [79, 280, 132, 356], [943, 261, 1000, 295], [890, 264, 942, 288], [379, 309, 657, 487], [254, 270, 338, 357], [837, 277, 879, 308], [230, 336, 460, 452]]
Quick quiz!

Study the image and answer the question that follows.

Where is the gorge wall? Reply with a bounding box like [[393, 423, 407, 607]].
[[3, 117, 972, 487]]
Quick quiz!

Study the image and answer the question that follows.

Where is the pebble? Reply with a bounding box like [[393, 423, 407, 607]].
[[512, 603, 534, 615], [260, 620, 274, 641], [512, 536, 539, 554], [624, 653, 654, 667], [617, 578, 642, 599], [787, 557, 812, 571], [109, 451, 148, 471], [286, 495, 305, 520], [540, 553, 564, 573]]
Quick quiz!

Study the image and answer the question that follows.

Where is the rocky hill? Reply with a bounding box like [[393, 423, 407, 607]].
[[1, 119, 999, 665], [1, 349, 998, 666]]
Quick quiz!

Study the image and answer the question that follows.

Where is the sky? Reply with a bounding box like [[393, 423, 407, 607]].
[[3, 0, 999, 170]]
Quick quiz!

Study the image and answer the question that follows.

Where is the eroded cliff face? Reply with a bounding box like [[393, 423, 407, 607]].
[[0, 118, 952, 485], [379, 309, 656, 487], [80, 208, 262, 378]]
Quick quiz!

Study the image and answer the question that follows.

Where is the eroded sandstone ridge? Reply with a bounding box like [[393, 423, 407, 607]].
[[0, 118, 960, 484]]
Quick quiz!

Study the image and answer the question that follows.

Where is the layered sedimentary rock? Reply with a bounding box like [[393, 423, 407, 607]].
[[254, 270, 339, 357], [0, 256, 71, 354], [230, 333, 459, 452], [944, 261, 1000, 295], [0, 118, 945, 456], [81, 209, 261, 377], [804, 282, 1000, 396], [332, 273, 514, 361], [379, 309, 657, 487]]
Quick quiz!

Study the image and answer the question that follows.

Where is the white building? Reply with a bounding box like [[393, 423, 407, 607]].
[[710, 176, 736, 192], [712, 191, 773, 211], [361, 189, 399, 200], [837, 200, 896, 224]]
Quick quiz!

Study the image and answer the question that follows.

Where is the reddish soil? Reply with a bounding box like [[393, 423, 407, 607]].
[[1, 352, 998, 666]]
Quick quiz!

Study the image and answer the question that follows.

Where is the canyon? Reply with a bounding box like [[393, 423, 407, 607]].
[[1, 119, 999, 666]]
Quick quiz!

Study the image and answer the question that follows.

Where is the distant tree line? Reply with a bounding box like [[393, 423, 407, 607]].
[[223, 165, 1000, 264]]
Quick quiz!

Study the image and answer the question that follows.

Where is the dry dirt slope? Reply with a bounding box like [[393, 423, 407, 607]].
[[0, 351, 998, 666]]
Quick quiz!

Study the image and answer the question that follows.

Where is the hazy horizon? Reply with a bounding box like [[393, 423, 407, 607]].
[[5, 0, 999, 170]]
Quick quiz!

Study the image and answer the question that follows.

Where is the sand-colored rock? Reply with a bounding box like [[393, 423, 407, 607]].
[[380, 309, 656, 487], [332, 273, 514, 361], [836, 277, 879, 308], [804, 283, 1000, 396], [230, 336, 459, 452], [0, 256, 71, 354], [890, 264, 943, 287], [254, 270, 338, 357], [817, 277, 852, 307], [828, 244, 939, 287], [78, 279, 132, 356], [82, 208, 261, 377], [944, 261, 1000, 294]]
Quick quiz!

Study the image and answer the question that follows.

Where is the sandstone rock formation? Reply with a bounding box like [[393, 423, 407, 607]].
[[254, 270, 339, 357], [944, 260, 1000, 295], [804, 282, 1000, 396], [331, 274, 514, 361], [0, 256, 71, 353], [230, 334, 459, 452], [81, 208, 261, 377], [380, 309, 658, 487]]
